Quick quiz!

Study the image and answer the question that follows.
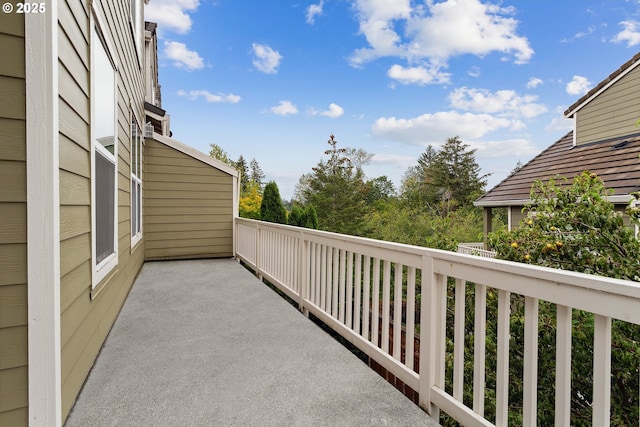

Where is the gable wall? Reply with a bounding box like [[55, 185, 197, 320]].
[[576, 64, 640, 146], [144, 139, 234, 260], [58, 0, 145, 421], [0, 10, 28, 427]]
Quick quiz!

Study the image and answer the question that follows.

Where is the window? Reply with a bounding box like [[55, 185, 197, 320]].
[[130, 0, 142, 60], [131, 114, 142, 246], [91, 17, 118, 287]]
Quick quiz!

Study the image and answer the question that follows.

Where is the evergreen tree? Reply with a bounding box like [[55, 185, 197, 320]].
[[300, 135, 370, 236], [260, 181, 286, 224], [209, 143, 233, 166], [250, 158, 265, 189], [304, 204, 318, 229], [288, 205, 305, 227], [235, 155, 249, 194], [400, 137, 488, 215]]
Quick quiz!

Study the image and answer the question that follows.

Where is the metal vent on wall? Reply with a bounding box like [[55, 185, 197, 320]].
[[144, 122, 154, 138]]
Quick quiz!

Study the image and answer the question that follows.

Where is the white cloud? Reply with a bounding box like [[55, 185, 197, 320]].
[[545, 115, 574, 133], [177, 89, 241, 103], [566, 75, 591, 95], [469, 139, 539, 159], [271, 100, 298, 116], [252, 43, 283, 74], [467, 66, 481, 78], [349, 0, 533, 76], [612, 20, 640, 46], [387, 64, 450, 85], [306, 1, 323, 24], [164, 41, 204, 70], [449, 87, 547, 119], [526, 77, 543, 89], [371, 153, 416, 167], [371, 111, 518, 146], [311, 103, 344, 118], [145, 0, 199, 35]]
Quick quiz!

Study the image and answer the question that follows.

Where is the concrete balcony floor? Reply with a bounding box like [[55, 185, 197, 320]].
[[65, 259, 439, 426]]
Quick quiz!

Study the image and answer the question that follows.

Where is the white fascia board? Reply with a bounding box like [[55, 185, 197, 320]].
[[474, 199, 532, 207], [564, 60, 640, 118], [474, 194, 633, 207], [26, 7, 62, 427], [151, 132, 239, 177]]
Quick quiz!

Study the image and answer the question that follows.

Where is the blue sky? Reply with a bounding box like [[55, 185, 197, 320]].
[[145, 0, 640, 200]]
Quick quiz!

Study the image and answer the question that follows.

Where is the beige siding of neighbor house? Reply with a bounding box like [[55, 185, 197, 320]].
[[575, 64, 640, 146], [509, 206, 526, 230], [58, 0, 145, 421], [145, 139, 234, 260], [0, 10, 28, 427]]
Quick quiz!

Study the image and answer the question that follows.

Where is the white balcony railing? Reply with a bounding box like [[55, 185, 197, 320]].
[[457, 242, 497, 258], [234, 218, 640, 427]]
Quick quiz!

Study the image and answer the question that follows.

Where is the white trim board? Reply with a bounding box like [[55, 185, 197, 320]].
[[151, 132, 239, 177], [26, 7, 62, 427]]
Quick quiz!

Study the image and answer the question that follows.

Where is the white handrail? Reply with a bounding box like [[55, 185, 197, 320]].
[[234, 218, 640, 426]]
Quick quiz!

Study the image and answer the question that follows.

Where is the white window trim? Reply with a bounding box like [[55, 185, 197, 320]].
[[91, 9, 119, 288], [131, 111, 143, 247]]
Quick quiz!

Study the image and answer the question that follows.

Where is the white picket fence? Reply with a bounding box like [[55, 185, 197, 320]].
[[234, 217, 640, 426], [457, 242, 497, 258]]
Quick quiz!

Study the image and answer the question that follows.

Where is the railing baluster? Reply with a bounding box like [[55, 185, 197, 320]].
[[406, 267, 416, 371], [593, 314, 612, 427], [346, 251, 354, 329], [473, 284, 487, 417], [523, 296, 539, 427], [381, 260, 391, 353], [453, 278, 465, 401], [393, 263, 403, 361], [332, 248, 340, 318], [496, 289, 511, 427], [320, 245, 327, 311], [372, 258, 380, 347], [363, 256, 371, 341], [339, 249, 347, 322], [555, 305, 572, 427], [354, 253, 362, 334]]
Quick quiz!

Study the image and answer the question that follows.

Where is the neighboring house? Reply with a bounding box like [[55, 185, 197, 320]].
[[0, 3, 238, 426], [475, 52, 640, 242]]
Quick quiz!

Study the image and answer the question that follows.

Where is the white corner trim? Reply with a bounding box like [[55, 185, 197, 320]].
[[151, 132, 239, 177], [26, 7, 62, 427]]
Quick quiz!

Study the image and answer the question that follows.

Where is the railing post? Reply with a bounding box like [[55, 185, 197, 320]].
[[298, 230, 309, 317], [255, 222, 262, 280], [419, 254, 436, 416]]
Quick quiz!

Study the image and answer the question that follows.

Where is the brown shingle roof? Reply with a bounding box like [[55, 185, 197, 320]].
[[564, 51, 640, 117], [474, 131, 640, 206]]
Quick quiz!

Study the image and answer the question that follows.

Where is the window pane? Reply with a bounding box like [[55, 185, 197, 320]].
[[93, 27, 115, 154], [96, 151, 115, 263]]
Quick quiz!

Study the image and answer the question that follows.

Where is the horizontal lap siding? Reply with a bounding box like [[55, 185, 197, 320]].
[[576, 65, 640, 145], [144, 140, 234, 260], [59, 0, 145, 422], [0, 9, 27, 425]]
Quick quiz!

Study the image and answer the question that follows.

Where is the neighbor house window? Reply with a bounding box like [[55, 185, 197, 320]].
[[130, 0, 142, 60], [131, 114, 142, 246], [91, 16, 118, 287]]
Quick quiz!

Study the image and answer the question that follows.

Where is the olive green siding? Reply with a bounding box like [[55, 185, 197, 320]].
[[144, 139, 234, 260], [575, 65, 640, 146], [58, 0, 145, 421], [0, 10, 28, 426]]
